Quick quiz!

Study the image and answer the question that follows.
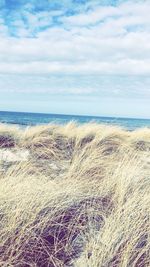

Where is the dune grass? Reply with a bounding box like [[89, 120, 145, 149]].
[[0, 122, 149, 267], [0, 124, 21, 148]]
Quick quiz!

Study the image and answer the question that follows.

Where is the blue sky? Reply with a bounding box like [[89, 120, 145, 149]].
[[0, 0, 150, 118]]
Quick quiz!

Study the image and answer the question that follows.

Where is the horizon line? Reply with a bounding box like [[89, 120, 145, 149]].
[[0, 110, 150, 121]]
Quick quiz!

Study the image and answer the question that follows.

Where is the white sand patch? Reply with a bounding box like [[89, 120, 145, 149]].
[[0, 149, 29, 162]]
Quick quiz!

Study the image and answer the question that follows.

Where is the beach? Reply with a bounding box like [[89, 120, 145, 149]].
[[0, 122, 149, 266], [1, 0, 150, 265]]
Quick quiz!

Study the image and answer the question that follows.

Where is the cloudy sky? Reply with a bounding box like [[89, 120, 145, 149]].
[[0, 0, 150, 118]]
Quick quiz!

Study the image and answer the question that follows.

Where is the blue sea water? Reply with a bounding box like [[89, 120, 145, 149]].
[[0, 111, 150, 130]]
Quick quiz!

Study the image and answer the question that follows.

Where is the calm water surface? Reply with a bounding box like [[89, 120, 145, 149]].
[[0, 111, 150, 130]]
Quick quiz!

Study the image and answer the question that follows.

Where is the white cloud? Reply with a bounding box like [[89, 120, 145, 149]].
[[0, 0, 150, 99], [60, 6, 118, 26], [0, 58, 150, 76]]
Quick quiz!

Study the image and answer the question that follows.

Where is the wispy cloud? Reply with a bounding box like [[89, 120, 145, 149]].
[[0, 0, 150, 116]]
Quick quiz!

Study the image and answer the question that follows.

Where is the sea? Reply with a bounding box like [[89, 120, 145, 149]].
[[0, 111, 150, 130]]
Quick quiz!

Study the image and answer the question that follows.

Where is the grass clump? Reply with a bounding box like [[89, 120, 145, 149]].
[[0, 122, 149, 266], [0, 124, 20, 148]]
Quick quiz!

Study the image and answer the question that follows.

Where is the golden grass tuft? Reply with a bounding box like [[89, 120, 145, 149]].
[[0, 124, 21, 148], [0, 122, 149, 266]]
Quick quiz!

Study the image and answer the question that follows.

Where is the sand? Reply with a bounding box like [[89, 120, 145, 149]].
[[0, 148, 29, 162]]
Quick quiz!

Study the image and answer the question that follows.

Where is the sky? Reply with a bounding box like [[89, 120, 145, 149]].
[[0, 0, 150, 118]]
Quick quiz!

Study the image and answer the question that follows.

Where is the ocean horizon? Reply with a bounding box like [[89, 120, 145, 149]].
[[0, 110, 150, 130]]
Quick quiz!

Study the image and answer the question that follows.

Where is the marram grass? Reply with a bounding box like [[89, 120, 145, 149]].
[[0, 122, 149, 267]]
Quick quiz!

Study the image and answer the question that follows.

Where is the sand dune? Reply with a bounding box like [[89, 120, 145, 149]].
[[0, 122, 149, 267]]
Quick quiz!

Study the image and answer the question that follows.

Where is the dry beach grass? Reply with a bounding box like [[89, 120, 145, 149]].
[[0, 122, 149, 267]]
